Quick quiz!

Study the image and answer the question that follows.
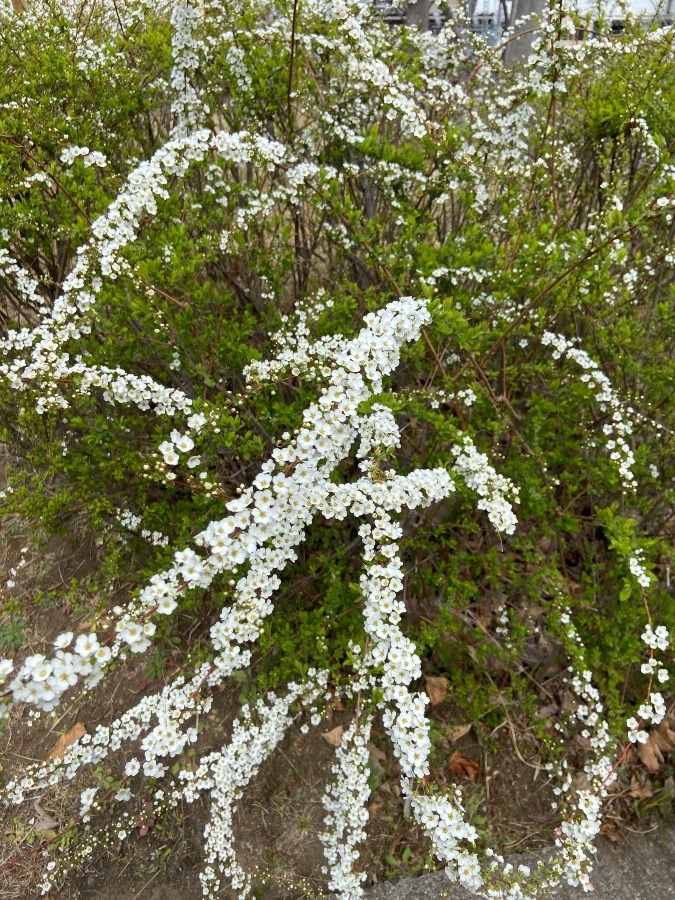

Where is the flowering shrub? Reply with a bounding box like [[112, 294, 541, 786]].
[[0, 0, 674, 897]]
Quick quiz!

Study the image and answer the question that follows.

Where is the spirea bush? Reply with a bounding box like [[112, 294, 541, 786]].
[[0, 0, 674, 896]]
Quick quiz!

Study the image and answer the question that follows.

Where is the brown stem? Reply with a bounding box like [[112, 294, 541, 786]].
[[287, 0, 300, 129]]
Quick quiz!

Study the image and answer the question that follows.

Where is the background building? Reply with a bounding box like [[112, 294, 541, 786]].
[[369, 0, 674, 54]]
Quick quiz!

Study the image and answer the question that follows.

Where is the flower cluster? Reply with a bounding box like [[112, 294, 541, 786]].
[[116, 508, 168, 547], [3, 631, 111, 714], [629, 554, 651, 588], [60, 145, 108, 168], [169, 0, 208, 137], [1, 128, 289, 416], [318, 718, 372, 898], [193, 676, 327, 898], [626, 621, 672, 743], [0, 246, 48, 317], [451, 436, 520, 535], [541, 332, 637, 490]]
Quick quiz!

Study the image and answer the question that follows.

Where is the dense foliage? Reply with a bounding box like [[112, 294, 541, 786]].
[[0, 0, 673, 897]]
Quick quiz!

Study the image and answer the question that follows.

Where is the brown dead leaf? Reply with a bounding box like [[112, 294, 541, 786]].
[[528, 810, 560, 824], [572, 772, 591, 794], [33, 802, 59, 833], [368, 799, 384, 816], [637, 718, 675, 774], [560, 692, 578, 715], [473, 605, 492, 627], [322, 725, 344, 747], [367, 742, 386, 767], [639, 742, 665, 774], [136, 816, 156, 837], [46, 722, 86, 761], [653, 718, 675, 749], [449, 751, 480, 781], [425, 676, 449, 706], [600, 822, 622, 843], [628, 775, 652, 799], [446, 723, 472, 743]]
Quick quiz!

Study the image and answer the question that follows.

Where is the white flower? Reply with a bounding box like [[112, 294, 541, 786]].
[[74, 633, 99, 657], [143, 759, 167, 778], [157, 597, 177, 615], [53, 632, 73, 650], [0, 659, 14, 678], [124, 759, 141, 777], [31, 662, 53, 682], [119, 621, 144, 645], [172, 433, 194, 453], [629, 557, 651, 588], [80, 787, 97, 814], [94, 646, 112, 665], [642, 625, 669, 652], [24, 654, 46, 673]]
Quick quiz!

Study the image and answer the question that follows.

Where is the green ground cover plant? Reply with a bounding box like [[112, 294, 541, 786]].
[[0, 0, 673, 897]]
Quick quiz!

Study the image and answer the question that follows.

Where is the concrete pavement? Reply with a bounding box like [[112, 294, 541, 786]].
[[365, 822, 675, 898]]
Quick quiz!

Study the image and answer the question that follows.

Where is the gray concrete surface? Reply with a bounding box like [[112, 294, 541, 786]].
[[365, 821, 675, 898]]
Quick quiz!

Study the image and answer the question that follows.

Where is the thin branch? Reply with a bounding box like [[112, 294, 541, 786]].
[[287, 0, 300, 128]]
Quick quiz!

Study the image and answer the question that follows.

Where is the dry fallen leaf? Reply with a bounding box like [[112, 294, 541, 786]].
[[33, 801, 59, 833], [135, 815, 156, 837], [46, 722, 86, 761], [367, 742, 386, 767], [446, 723, 472, 743], [528, 603, 545, 620], [600, 822, 622, 843], [572, 772, 591, 794], [368, 799, 384, 816], [528, 810, 560, 824], [637, 717, 675, 774], [473, 605, 492, 628], [321, 725, 344, 747], [628, 774, 653, 799], [425, 675, 449, 706], [449, 751, 480, 781], [560, 692, 579, 715]]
